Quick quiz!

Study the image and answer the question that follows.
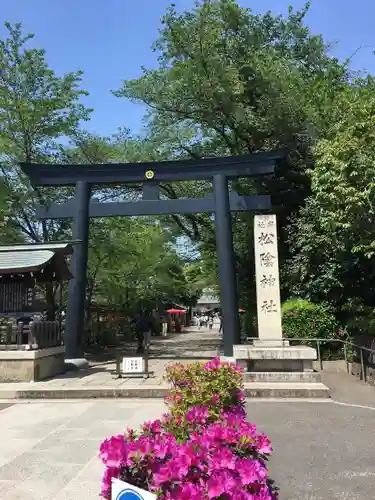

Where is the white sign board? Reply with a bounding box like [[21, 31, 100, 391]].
[[112, 478, 156, 500], [254, 214, 282, 341], [122, 357, 143, 374]]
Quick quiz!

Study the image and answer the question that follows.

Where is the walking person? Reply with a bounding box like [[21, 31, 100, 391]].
[[135, 312, 152, 354], [208, 316, 214, 330], [219, 314, 223, 333]]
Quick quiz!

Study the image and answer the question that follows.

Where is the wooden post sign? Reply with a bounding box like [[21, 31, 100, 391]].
[[115, 341, 154, 379], [122, 357, 144, 374], [112, 478, 156, 499]]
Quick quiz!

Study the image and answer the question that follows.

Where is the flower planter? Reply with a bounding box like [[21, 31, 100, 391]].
[[112, 478, 156, 499], [101, 357, 279, 499]]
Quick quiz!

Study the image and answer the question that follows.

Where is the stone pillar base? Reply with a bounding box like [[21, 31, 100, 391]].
[[233, 345, 317, 373], [0, 346, 65, 382], [65, 358, 89, 371], [233, 344, 330, 398], [252, 339, 290, 348]]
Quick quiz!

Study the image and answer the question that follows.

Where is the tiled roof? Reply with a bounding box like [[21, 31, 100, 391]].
[[0, 242, 73, 277]]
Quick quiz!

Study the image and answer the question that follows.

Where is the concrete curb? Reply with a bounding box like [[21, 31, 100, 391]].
[[0, 386, 170, 399], [244, 386, 330, 399], [244, 372, 322, 383], [0, 383, 330, 400]]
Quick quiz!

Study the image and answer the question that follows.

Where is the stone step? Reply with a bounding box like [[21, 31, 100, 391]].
[[244, 382, 330, 399], [0, 381, 329, 399], [0, 386, 170, 400], [244, 371, 322, 383]]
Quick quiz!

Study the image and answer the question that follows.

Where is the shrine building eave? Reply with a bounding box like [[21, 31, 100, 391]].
[[0, 242, 74, 283]]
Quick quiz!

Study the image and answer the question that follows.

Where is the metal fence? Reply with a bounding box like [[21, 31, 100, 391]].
[[246, 337, 375, 383]]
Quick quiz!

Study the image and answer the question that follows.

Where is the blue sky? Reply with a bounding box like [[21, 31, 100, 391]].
[[1, 0, 374, 137]]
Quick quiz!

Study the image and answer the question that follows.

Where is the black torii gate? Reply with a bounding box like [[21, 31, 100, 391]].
[[21, 151, 281, 358]]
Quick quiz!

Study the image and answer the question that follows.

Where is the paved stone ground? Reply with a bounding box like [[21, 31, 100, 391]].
[[321, 369, 375, 407], [0, 328, 371, 402], [0, 402, 12, 411], [0, 398, 374, 499], [0, 400, 165, 499], [250, 400, 375, 500], [0, 328, 375, 498], [0, 328, 221, 396]]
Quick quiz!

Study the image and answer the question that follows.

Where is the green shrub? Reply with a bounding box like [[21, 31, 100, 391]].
[[340, 298, 375, 337], [282, 298, 348, 360], [282, 298, 343, 341], [164, 358, 244, 426]]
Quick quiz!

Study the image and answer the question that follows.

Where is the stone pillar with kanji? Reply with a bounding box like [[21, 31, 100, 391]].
[[253, 214, 284, 346]]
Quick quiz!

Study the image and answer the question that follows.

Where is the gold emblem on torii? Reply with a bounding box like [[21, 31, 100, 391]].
[[145, 170, 154, 180]]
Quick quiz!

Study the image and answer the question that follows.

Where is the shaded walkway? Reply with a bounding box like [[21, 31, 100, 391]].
[[0, 328, 222, 397], [148, 327, 222, 359], [86, 326, 222, 362]]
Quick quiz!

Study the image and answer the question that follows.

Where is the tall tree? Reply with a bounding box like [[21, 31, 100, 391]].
[[286, 75, 375, 329], [0, 21, 91, 244], [114, 0, 350, 320], [311, 76, 375, 258], [0, 22, 91, 317]]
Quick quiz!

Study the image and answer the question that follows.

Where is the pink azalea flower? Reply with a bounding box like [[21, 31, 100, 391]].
[[185, 405, 209, 425], [99, 435, 128, 468], [179, 482, 203, 499], [100, 466, 120, 499], [209, 446, 236, 471], [256, 433, 273, 454], [236, 389, 246, 401], [207, 470, 226, 498], [237, 458, 267, 485], [142, 419, 162, 434], [211, 393, 220, 404]]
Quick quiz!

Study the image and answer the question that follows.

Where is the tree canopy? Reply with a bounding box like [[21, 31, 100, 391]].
[[87, 216, 199, 312], [286, 75, 375, 326], [312, 77, 375, 258], [1, 1, 375, 336], [114, 0, 352, 320]]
